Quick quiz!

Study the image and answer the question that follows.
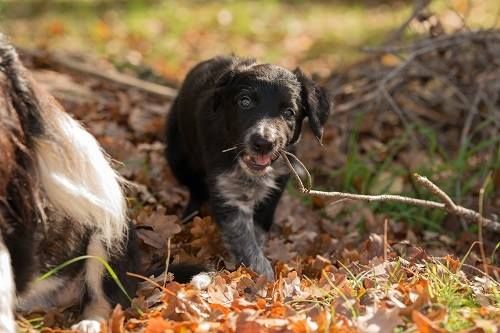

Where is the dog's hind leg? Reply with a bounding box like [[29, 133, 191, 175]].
[[72, 227, 138, 333], [102, 221, 139, 309], [0, 232, 16, 333], [71, 235, 112, 333]]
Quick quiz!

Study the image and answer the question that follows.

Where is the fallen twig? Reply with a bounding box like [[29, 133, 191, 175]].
[[361, 30, 500, 54], [181, 210, 199, 224], [382, 0, 430, 45], [281, 152, 500, 233], [460, 85, 483, 148], [163, 237, 171, 287], [20, 48, 178, 99], [383, 218, 388, 262], [335, 29, 500, 124]]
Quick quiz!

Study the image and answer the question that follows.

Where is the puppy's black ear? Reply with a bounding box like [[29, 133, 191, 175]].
[[292, 68, 331, 144]]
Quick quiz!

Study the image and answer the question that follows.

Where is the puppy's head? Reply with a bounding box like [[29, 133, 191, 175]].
[[214, 62, 331, 176]]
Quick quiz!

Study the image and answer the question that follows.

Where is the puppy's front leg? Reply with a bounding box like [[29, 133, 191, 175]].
[[211, 201, 274, 280]]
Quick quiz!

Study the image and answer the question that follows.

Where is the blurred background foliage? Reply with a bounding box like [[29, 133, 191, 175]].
[[1, 0, 498, 82]]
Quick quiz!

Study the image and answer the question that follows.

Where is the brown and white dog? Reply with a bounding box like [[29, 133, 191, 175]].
[[0, 34, 138, 333]]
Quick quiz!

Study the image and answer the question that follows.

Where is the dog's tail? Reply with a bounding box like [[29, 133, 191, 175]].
[[0, 33, 45, 141], [0, 33, 128, 251]]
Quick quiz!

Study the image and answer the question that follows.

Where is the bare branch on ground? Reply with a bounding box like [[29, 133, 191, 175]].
[[281, 152, 500, 234], [19, 48, 178, 99]]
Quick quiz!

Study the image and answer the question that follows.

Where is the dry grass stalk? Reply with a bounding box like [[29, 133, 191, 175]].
[[478, 173, 493, 274]]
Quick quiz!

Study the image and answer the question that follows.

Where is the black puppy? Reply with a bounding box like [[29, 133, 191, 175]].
[[166, 56, 331, 279]]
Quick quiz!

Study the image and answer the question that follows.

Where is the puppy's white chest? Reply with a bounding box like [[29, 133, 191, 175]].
[[215, 168, 277, 213]]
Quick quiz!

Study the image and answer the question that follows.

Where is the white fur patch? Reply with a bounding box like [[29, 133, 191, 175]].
[[34, 107, 127, 250], [250, 119, 280, 143], [256, 120, 266, 137], [71, 319, 102, 333], [216, 170, 255, 214], [216, 166, 280, 214], [190, 272, 212, 290], [0, 243, 15, 333]]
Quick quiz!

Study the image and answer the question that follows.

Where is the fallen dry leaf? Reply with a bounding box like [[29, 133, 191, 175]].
[[144, 316, 170, 333], [412, 310, 447, 333], [108, 305, 125, 333], [355, 306, 403, 333]]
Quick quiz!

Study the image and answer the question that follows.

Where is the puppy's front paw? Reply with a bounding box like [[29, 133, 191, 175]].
[[71, 319, 102, 333], [252, 255, 274, 280], [191, 272, 212, 290]]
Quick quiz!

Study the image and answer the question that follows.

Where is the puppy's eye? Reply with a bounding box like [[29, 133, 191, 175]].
[[283, 108, 295, 118], [238, 96, 253, 109]]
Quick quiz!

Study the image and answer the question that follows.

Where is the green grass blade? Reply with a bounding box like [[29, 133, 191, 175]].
[[492, 242, 500, 265], [37, 255, 132, 302]]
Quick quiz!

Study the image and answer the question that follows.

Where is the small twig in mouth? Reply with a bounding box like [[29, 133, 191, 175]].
[[279, 150, 312, 192], [222, 146, 238, 153]]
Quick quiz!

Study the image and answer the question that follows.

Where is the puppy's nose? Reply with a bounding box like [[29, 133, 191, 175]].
[[250, 135, 274, 154]]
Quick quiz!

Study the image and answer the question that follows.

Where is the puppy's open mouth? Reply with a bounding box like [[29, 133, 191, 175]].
[[241, 153, 279, 172]]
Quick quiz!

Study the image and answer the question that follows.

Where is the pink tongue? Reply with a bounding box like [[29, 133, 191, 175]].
[[254, 154, 271, 166]]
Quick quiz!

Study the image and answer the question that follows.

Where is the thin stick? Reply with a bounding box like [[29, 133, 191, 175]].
[[383, 0, 430, 44], [20, 47, 178, 99], [384, 219, 388, 262], [308, 189, 443, 208], [478, 172, 492, 275], [282, 153, 500, 233], [380, 82, 421, 146], [181, 210, 199, 224], [281, 151, 307, 192], [280, 150, 312, 192], [163, 237, 171, 287], [126, 272, 177, 296], [362, 30, 500, 54], [413, 174, 457, 209], [460, 86, 483, 149]]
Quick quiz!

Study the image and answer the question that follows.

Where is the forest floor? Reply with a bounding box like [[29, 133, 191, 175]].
[[4, 1, 500, 332], [17, 29, 500, 332]]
